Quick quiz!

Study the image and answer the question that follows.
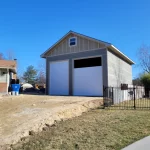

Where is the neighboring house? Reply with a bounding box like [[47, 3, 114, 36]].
[[0, 60, 17, 94], [41, 30, 134, 96]]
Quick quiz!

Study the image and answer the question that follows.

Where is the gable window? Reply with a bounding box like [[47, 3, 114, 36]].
[[69, 37, 77, 46]]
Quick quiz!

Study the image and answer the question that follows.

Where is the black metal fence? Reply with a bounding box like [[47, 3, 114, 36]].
[[103, 86, 150, 109]]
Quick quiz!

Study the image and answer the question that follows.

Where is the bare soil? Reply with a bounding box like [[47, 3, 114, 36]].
[[0, 94, 102, 149]]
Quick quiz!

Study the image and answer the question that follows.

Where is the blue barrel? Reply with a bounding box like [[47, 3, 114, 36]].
[[11, 84, 20, 92]]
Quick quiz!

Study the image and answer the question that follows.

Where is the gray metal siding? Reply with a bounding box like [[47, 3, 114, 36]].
[[107, 49, 132, 87], [46, 48, 108, 95]]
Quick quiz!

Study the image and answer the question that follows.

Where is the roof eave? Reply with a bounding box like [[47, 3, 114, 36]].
[[40, 54, 46, 58], [0, 67, 16, 74], [9, 68, 17, 74], [40, 31, 72, 58], [108, 45, 135, 65]]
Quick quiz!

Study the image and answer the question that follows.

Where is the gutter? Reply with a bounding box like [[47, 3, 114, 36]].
[[108, 45, 135, 65]]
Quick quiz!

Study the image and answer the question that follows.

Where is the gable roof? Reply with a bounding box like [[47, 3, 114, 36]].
[[0, 60, 17, 73], [41, 30, 134, 65]]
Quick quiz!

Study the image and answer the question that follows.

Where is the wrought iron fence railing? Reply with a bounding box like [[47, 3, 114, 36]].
[[103, 86, 150, 109]]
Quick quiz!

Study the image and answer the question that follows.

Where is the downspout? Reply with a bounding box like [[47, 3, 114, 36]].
[[6, 69, 9, 94]]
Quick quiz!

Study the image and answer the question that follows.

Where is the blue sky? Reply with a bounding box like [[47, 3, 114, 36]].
[[0, 0, 149, 78]]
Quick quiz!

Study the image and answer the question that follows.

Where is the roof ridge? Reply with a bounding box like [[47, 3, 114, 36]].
[[69, 30, 111, 45]]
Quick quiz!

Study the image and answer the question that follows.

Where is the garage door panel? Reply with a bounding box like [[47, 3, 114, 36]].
[[73, 66, 103, 96], [50, 61, 69, 95]]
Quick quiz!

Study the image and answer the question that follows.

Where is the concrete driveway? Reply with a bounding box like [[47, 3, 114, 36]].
[[0, 94, 102, 148], [122, 136, 150, 150]]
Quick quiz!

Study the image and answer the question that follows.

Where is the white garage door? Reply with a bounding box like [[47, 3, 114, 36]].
[[73, 57, 103, 96], [49, 60, 69, 95]]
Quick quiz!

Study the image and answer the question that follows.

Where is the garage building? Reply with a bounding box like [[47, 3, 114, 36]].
[[41, 31, 134, 96]]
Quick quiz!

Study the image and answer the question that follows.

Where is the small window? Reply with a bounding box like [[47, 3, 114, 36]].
[[69, 37, 77, 46], [1, 71, 6, 75]]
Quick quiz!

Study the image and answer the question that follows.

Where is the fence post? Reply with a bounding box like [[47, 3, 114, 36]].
[[112, 87, 114, 105], [133, 87, 136, 109], [103, 85, 105, 109]]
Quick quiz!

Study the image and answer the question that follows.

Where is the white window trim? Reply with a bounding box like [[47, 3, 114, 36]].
[[69, 37, 77, 47]]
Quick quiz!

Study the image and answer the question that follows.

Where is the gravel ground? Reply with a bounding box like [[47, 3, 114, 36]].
[[0, 94, 102, 149]]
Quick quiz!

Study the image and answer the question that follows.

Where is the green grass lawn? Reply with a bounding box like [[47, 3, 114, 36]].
[[11, 109, 150, 150]]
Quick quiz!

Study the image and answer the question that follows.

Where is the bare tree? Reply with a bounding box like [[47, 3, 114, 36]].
[[6, 49, 15, 60], [0, 53, 5, 60], [137, 45, 150, 73], [16, 60, 23, 81], [38, 71, 46, 84], [37, 60, 46, 84], [0, 50, 15, 60]]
